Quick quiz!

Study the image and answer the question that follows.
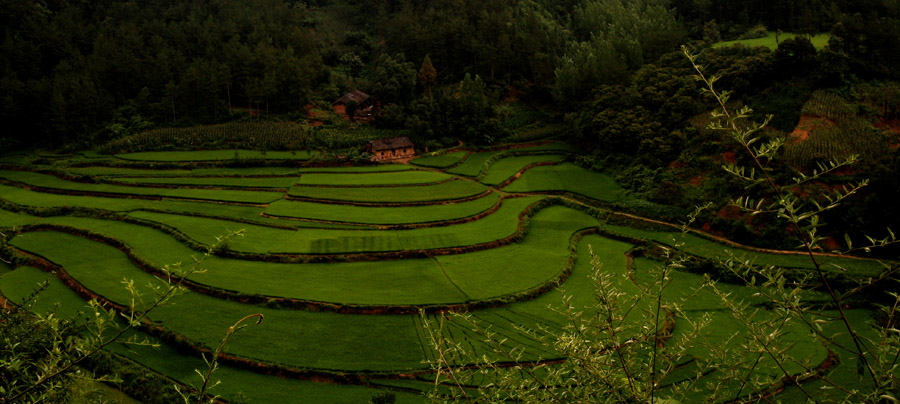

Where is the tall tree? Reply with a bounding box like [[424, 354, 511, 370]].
[[418, 55, 437, 101]]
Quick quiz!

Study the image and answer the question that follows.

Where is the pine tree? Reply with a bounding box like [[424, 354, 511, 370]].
[[418, 55, 437, 101]]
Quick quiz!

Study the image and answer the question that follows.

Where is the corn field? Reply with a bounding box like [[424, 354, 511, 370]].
[[800, 90, 858, 121], [785, 116, 888, 168], [785, 90, 890, 168]]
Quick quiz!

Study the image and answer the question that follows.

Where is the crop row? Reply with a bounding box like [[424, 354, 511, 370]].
[[801, 91, 858, 121], [784, 117, 889, 168]]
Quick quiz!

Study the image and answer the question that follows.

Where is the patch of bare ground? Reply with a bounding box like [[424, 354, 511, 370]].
[[875, 118, 900, 148], [790, 115, 836, 143]]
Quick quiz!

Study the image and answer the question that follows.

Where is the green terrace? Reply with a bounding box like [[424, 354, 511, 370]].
[[287, 179, 488, 203], [264, 192, 502, 225], [0, 143, 893, 403], [114, 149, 317, 161]]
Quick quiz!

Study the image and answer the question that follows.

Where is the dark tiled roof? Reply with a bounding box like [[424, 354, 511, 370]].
[[333, 90, 370, 105], [369, 136, 414, 151]]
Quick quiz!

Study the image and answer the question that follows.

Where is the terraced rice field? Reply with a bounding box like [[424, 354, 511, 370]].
[[115, 149, 317, 161], [0, 144, 891, 403]]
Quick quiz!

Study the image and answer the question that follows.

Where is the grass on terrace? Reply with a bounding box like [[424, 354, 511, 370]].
[[115, 149, 316, 161], [0, 185, 364, 230], [111, 176, 299, 188], [606, 224, 887, 276], [0, 253, 428, 372], [0, 144, 885, 403], [295, 164, 414, 173], [9, 205, 592, 306], [422, 236, 830, 394], [409, 151, 468, 168], [288, 179, 488, 203], [0, 170, 284, 204], [295, 170, 451, 186], [66, 164, 411, 178], [447, 143, 577, 177], [264, 192, 501, 225], [479, 154, 567, 185], [126, 196, 542, 254], [502, 162, 625, 202], [447, 151, 496, 177]]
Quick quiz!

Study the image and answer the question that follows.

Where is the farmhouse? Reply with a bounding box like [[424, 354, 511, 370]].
[[365, 136, 416, 161], [333, 90, 376, 122]]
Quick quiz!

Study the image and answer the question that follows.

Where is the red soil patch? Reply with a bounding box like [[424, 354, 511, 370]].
[[700, 222, 725, 237], [830, 166, 858, 176], [304, 103, 319, 118], [822, 236, 841, 251], [874, 118, 900, 134], [689, 175, 704, 186], [875, 118, 900, 148], [304, 104, 326, 127], [790, 116, 836, 143], [716, 205, 743, 220], [722, 151, 737, 164]]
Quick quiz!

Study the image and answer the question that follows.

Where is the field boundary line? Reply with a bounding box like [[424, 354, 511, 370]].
[[431, 257, 471, 301], [294, 177, 455, 188], [282, 188, 493, 207]]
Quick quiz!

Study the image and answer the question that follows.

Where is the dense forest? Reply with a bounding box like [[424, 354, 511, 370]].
[[2, 0, 899, 251]]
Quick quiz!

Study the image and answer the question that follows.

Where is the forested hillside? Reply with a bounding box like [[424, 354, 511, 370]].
[[2, 0, 895, 145]]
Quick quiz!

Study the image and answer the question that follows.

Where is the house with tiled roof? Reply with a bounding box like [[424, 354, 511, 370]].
[[365, 136, 415, 161], [333, 90, 376, 122]]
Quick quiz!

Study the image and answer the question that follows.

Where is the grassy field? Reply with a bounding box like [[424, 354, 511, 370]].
[[0, 266, 423, 404], [410, 151, 468, 168], [502, 162, 625, 202], [7, 205, 595, 306], [265, 192, 501, 224], [288, 179, 488, 203], [296, 164, 414, 173], [295, 170, 451, 186], [712, 32, 831, 50], [0, 185, 363, 230], [0, 169, 284, 204], [115, 149, 316, 161], [480, 154, 567, 185], [0, 143, 892, 403], [111, 176, 300, 188], [126, 196, 542, 254], [606, 224, 887, 275], [447, 151, 497, 176]]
